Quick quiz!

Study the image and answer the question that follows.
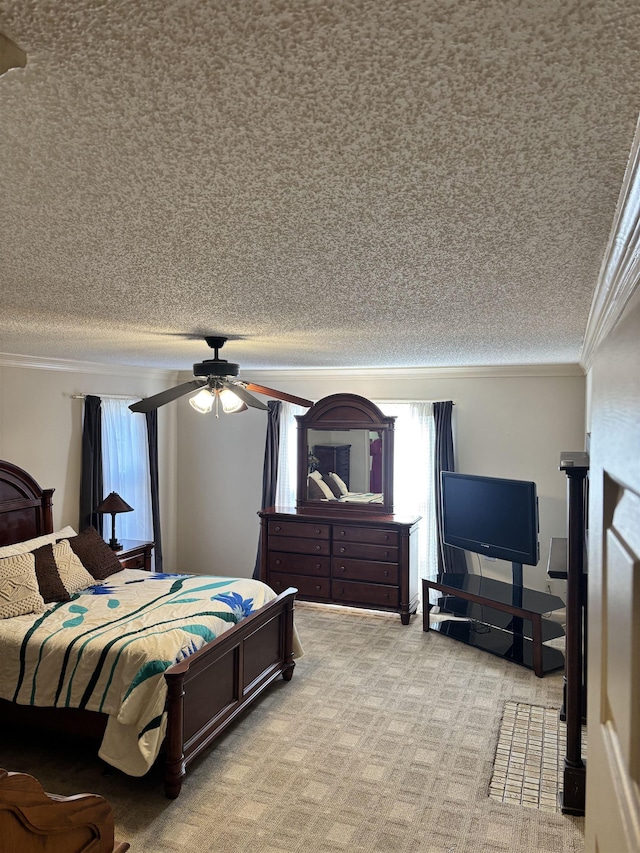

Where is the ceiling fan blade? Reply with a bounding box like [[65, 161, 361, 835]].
[[220, 380, 268, 410], [129, 380, 206, 413], [243, 383, 314, 408]]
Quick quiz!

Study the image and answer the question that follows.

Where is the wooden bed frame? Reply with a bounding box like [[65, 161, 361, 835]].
[[0, 460, 297, 800]]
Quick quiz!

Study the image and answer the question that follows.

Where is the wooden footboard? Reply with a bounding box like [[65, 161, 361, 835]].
[[0, 587, 298, 800], [163, 586, 297, 798]]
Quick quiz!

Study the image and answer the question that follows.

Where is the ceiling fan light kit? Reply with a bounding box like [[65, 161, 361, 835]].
[[129, 337, 314, 416]]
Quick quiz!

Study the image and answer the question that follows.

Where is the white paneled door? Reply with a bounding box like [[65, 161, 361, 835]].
[[586, 287, 640, 851]]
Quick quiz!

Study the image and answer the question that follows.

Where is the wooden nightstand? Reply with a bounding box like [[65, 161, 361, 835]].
[[115, 540, 155, 571]]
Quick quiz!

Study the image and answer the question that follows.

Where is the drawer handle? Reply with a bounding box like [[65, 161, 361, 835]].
[[339, 530, 346, 537], [383, 551, 389, 558], [274, 525, 281, 532], [383, 570, 389, 577], [339, 566, 346, 573], [338, 587, 344, 594], [275, 559, 281, 566], [384, 593, 389, 600], [315, 563, 322, 569], [339, 546, 346, 553], [315, 584, 322, 591], [315, 528, 322, 534], [315, 545, 322, 551]]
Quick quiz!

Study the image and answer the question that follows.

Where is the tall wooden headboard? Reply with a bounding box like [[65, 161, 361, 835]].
[[0, 460, 54, 546]]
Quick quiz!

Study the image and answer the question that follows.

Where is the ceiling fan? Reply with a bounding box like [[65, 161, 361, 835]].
[[129, 336, 314, 416]]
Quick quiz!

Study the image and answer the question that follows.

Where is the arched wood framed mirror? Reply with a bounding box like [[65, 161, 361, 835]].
[[296, 393, 395, 514]]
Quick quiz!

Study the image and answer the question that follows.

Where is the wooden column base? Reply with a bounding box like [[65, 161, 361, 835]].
[[559, 760, 586, 816]]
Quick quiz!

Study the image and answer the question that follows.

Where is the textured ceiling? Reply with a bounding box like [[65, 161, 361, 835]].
[[0, 0, 639, 372]]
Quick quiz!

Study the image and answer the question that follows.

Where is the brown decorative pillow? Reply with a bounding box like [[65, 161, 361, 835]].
[[64, 526, 123, 580], [322, 474, 342, 499], [32, 543, 71, 603], [307, 477, 326, 499]]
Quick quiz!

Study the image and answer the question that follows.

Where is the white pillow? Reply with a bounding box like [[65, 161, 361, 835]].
[[51, 540, 96, 594], [329, 472, 349, 496], [309, 469, 324, 482], [0, 552, 46, 619], [0, 526, 77, 560]]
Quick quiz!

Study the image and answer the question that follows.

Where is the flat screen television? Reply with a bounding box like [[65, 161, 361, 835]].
[[441, 472, 539, 567]]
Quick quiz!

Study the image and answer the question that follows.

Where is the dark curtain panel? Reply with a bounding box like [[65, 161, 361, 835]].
[[145, 410, 163, 572], [253, 400, 282, 579], [79, 395, 103, 532], [433, 401, 467, 574]]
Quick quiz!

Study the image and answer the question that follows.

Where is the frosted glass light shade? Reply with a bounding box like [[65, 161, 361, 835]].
[[219, 388, 247, 413], [189, 388, 215, 413]]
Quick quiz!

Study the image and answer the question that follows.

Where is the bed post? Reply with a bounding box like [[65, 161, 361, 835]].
[[163, 675, 186, 799], [42, 489, 54, 536], [282, 595, 296, 682]]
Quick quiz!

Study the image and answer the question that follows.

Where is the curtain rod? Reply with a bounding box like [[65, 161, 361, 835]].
[[70, 394, 140, 401]]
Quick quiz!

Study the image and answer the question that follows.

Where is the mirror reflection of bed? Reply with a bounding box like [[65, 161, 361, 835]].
[[306, 428, 384, 504]]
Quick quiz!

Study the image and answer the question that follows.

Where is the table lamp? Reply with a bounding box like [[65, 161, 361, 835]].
[[95, 491, 134, 550]]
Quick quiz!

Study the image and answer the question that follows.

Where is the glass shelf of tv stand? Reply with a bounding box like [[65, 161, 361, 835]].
[[423, 574, 566, 677]]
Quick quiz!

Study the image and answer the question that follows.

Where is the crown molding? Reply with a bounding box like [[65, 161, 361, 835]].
[[0, 352, 179, 380], [581, 115, 640, 372], [1, 352, 583, 382]]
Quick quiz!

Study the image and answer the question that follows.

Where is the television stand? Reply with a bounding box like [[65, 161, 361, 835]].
[[422, 572, 565, 678]]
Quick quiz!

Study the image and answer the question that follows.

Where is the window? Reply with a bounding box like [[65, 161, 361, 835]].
[[101, 398, 153, 542]]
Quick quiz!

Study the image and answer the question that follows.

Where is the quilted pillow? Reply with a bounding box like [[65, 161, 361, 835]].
[[0, 552, 46, 619], [64, 526, 123, 580], [32, 543, 71, 603], [50, 540, 95, 595]]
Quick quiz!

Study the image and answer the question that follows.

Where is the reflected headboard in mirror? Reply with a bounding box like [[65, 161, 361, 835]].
[[296, 394, 395, 514]]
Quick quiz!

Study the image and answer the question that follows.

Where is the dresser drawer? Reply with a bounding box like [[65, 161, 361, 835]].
[[331, 580, 399, 608], [332, 541, 398, 562], [270, 536, 330, 556], [270, 572, 330, 599], [331, 557, 399, 585], [270, 552, 330, 576], [268, 520, 330, 539], [333, 526, 399, 547]]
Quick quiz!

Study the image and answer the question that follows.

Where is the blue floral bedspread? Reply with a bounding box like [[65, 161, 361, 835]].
[[0, 571, 288, 776]]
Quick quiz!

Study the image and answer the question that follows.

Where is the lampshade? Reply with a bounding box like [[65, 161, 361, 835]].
[[219, 388, 247, 413], [189, 388, 215, 413], [95, 491, 134, 550], [188, 386, 248, 415], [95, 492, 134, 515]]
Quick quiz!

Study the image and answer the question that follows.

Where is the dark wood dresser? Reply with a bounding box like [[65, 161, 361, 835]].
[[259, 507, 420, 623]]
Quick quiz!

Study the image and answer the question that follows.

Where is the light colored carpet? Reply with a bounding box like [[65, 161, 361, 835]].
[[1, 601, 584, 852]]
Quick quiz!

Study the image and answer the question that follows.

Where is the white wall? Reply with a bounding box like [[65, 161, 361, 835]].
[[0, 358, 586, 594], [176, 365, 586, 594], [0, 357, 179, 567]]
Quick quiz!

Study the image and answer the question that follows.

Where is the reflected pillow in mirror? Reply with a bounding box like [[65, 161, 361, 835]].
[[308, 477, 335, 500], [322, 474, 342, 499], [328, 472, 349, 496]]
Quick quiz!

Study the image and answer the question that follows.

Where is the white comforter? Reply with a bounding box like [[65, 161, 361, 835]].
[[0, 570, 295, 776]]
